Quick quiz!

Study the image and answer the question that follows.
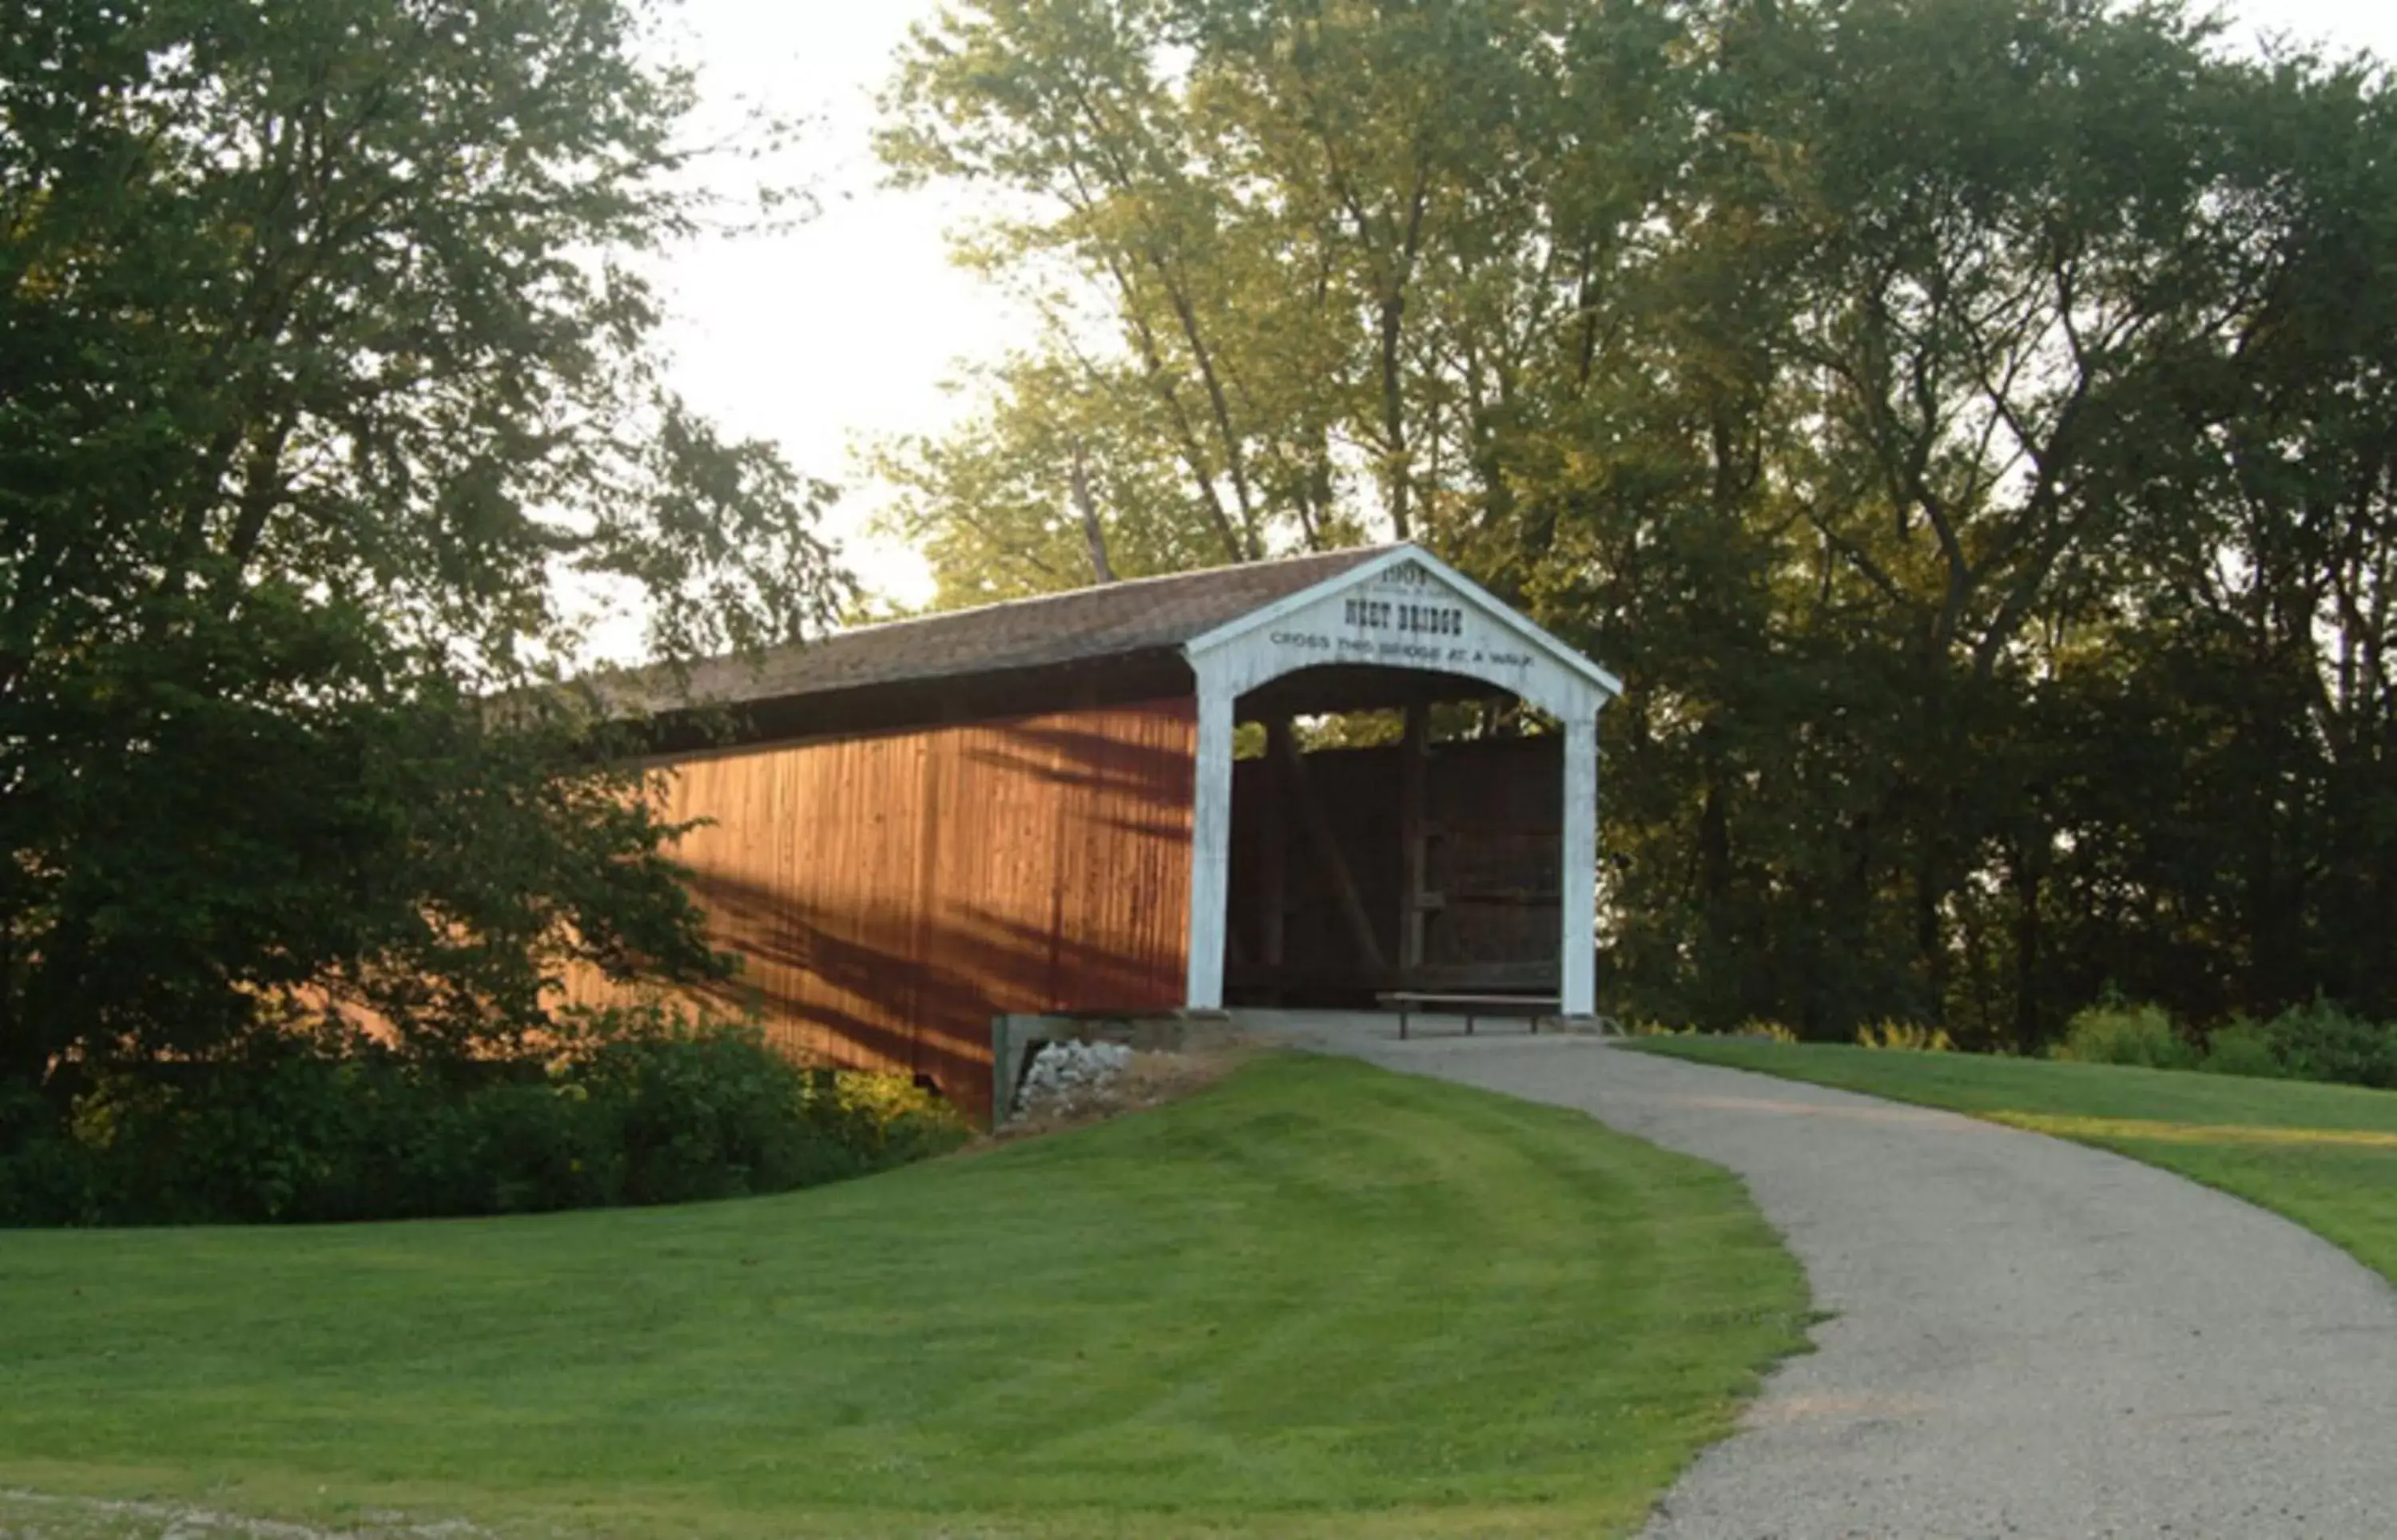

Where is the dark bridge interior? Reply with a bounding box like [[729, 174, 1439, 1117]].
[[1224, 666, 1563, 1004]]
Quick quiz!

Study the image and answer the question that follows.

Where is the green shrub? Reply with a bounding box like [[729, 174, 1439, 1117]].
[[2053, 1002, 2196, 1070], [0, 1081, 86, 1224], [1, 1009, 970, 1227], [1855, 1020, 1955, 1052], [1621, 1019, 1799, 1042], [2197, 1019, 2284, 1079], [555, 1011, 966, 1205], [2260, 1000, 2397, 1090]]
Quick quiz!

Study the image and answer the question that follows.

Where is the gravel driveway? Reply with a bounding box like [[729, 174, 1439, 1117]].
[[1257, 1016, 2397, 1538]]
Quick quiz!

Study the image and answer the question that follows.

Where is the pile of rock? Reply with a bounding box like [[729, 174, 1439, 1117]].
[[1011, 1039, 1135, 1121]]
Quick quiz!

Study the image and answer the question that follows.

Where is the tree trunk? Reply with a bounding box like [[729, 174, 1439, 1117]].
[[1068, 443, 1115, 585]]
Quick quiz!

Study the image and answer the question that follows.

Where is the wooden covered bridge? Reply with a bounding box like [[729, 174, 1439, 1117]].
[[597, 544, 1621, 1116]]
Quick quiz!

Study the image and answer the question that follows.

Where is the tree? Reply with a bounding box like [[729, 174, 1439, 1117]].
[[0, 0, 845, 1094], [2037, 46, 2397, 1028], [880, 0, 2397, 1047], [877, 0, 1690, 593]]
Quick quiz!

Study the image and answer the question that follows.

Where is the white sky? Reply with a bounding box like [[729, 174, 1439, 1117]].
[[646, 0, 2397, 618]]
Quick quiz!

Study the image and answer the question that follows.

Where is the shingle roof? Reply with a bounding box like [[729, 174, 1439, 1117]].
[[614, 545, 1393, 715]]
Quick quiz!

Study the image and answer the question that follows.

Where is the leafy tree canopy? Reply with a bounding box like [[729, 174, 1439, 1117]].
[[1, 0, 846, 1090], [881, 0, 2397, 1047]]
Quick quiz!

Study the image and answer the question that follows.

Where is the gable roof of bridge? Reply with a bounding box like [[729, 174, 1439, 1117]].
[[601, 542, 1618, 728]]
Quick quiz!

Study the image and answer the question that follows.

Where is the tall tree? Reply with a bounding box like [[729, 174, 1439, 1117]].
[[0, 0, 845, 1088], [877, 0, 1691, 589], [881, 0, 2397, 1046]]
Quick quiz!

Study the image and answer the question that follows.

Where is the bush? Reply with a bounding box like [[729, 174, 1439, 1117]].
[[0, 1080, 86, 1223], [1855, 1021, 1954, 1052], [2053, 1002, 2196, 1070], [0, 1008, 970, 1227], [2197, 1020, 2284, 1080], [1621, 1019, 1798, 1042], [555, 1011, 966, 1206], [2260, 999, 2397, 1090]]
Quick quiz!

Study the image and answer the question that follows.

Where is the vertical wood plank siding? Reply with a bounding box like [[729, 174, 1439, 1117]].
[[574, 701, 1196, 1117]]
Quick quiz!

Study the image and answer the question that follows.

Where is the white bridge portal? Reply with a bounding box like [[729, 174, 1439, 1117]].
[[1178, 546, 1621, 1018]]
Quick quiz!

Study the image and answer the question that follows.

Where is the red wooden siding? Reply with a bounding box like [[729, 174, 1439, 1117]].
[[573, 700, 1196, 1115]]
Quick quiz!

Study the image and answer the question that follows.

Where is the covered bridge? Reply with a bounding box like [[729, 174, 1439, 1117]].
[[597, 544, 1620, 1115]]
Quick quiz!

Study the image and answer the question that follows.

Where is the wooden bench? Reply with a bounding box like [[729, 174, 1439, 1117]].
[[1377, 991, 1560, 1040]]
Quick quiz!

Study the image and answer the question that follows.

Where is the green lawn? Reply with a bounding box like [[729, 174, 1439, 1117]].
[[0, 1054, 1808, 1540], [1630, 1038, 2397, 1284]]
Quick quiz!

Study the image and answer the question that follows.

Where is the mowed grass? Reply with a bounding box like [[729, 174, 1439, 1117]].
[[0, 1054, 1808, 1540], [1630, 1038, 2397, 1284]]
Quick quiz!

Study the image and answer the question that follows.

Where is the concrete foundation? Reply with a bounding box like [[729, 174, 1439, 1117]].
[[988, 1009, 1242, 1126], [986, 1006, 1620, 1125]]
